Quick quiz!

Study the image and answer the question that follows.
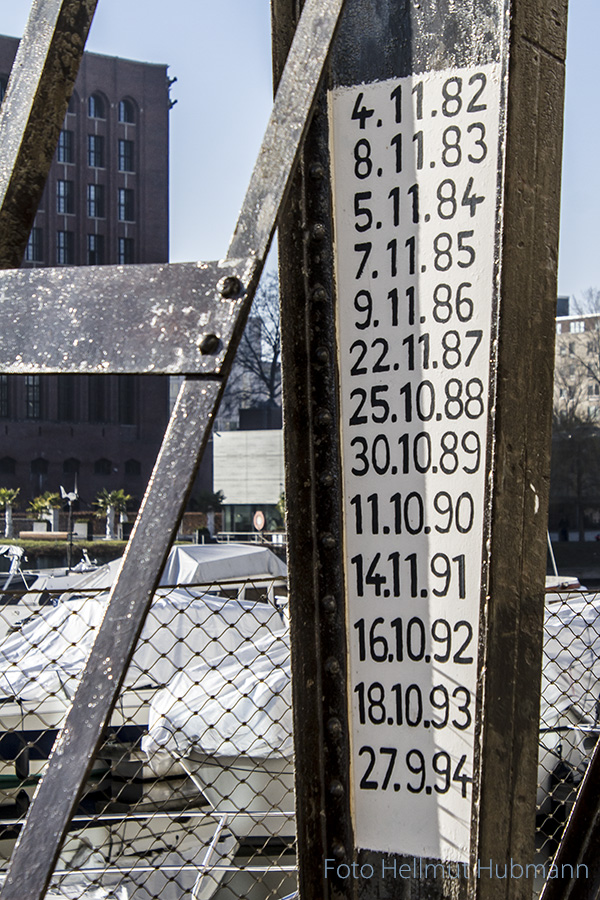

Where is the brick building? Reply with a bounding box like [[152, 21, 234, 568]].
[[554, 310, 600, 421], [0, 36, 172, 510]]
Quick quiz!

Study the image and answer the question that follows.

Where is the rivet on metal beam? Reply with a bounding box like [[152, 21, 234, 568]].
[[321, 594, 336, 613], [325, 657, 340, 675], [315, 346, 329, 364], [312, 284, 327, 302], [331, 840, 346, 861], [316, 407, 332, 426], [321, 532, 336, 550], [311, 223, 326, 241], [327, 717, 342, 738], [309, 162, 325, 180], [217, 275, 243, 298], [329, 780, 344, 798], [198, 334, 222, 355], [320, 471, 334, 487]]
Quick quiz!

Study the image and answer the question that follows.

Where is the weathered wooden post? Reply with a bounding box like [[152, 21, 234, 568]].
[[275, 0, 567, 897]]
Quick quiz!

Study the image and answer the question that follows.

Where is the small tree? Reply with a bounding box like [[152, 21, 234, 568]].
[[28, 492, 61, 522], [552, 409, 600, 541], [195, 490, 224, 513], [194, 490, 224, 538], [94, 489, 132, 540], [0, 488, 19, 539]]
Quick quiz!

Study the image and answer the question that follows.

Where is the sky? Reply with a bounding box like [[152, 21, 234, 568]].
[[0, 0, 596, 300]]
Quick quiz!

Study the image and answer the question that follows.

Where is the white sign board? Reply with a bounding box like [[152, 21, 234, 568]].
[[330, 63, 502, 861]]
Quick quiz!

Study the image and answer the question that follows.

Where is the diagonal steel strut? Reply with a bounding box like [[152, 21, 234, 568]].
[[0, 0, 99, 268], [0, 0, 346, 897]]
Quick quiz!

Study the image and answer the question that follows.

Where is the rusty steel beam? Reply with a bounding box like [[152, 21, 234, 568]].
[[0, 0, 346, 897], [275, 0, 567, 898], [0, 0, 98, 268]]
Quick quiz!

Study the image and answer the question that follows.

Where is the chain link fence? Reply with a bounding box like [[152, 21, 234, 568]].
[[1, 549, 598, 898], [0, 544, 296, 900], [535, 577, 600, 891]]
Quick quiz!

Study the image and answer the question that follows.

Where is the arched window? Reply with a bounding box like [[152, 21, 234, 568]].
[[67, 90, 78, 115], [88, 93, 105, 119], [25, 376, 41, 418], [125, 459, 141, 477], [31, 457, 49, 475], [118, 99, 135, 124], [63, 458, 80, 475], [94, 458, 112, 476], [0, 457, 16, 475]]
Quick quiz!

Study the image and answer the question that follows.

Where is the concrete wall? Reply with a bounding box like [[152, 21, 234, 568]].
[[213, 430, 284, 505]]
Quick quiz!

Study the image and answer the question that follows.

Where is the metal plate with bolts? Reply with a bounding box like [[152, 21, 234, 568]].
[[0, 258, 258, 374]]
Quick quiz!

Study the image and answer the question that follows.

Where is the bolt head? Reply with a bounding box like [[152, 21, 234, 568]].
[[217, 275, 242, 298], [199, 333, 222, 355]]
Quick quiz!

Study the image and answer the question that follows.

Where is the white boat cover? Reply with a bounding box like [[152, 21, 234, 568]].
[[159, 544, 287, 585], [541, 589, 600, 728], [0, 874, 127, 900], [0, 590, 287, 703], [143, 632, 292, 761], [0, 542, 288, 703], [47, 887, 128, 900], [60, 542, 287, 594], [140, 586, 600, 767]]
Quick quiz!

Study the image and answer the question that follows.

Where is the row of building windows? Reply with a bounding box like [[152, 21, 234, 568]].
[[0, 375, 137, 423], [88, 95, 136, 124], [0, 456, 142, 477], [53, 181, 135, 220], [558, 364, 598, 377], [0, 79, 136, 125], [556, 319, 600, 335], [25, 230, 134, 265], [559, 383, 600, 400], [57, 132, 135, 172], [559, 341, 598, 357]]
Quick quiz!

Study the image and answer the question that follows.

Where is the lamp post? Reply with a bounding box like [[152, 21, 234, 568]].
[[60, 480, 78, 571]]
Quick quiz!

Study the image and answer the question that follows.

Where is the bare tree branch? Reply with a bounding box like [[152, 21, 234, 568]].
[[220, 271, 281, 420]]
